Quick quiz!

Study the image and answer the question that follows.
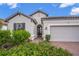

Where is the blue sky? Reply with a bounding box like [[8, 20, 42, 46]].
[[0, 3, 79, 19]]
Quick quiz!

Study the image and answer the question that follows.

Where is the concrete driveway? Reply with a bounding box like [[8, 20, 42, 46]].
[[50, 41, 79, 56]]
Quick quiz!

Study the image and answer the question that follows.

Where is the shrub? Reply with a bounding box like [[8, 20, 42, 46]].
[[12, 30, 31, 44], [0, 41, 72, 56], [45, 35, 50, 41], [0, 30, 31, 46], [0, 30, 72, 56], [0, 30, 11, 46]]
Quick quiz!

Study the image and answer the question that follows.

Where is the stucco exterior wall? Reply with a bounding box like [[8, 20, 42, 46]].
[[31, 13, 47, 24], [42, 19, 79, 40], [1, 25, 7, 30], [7, 14, 36, 40]]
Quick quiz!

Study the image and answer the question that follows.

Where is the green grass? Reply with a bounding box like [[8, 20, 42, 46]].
[[0, 41, 72, 56]]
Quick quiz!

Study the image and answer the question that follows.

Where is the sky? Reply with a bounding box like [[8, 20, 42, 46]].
[[0, 3, 79, 19]]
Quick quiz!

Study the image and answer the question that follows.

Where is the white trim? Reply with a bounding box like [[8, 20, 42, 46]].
[[47, 23, 79, 34], [49, 23, 79, 26], [43, 23, 79, 40], [49, 40, 79, 42], [49, 26, 79, 42]]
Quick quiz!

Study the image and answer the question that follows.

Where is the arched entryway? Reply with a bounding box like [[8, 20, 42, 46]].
[[37, 24, 42, 37]]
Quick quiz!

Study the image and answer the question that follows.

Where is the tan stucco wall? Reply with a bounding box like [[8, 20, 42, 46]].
[[31, 12, 47, 24], [8, 14, 36, 40], [42, 19, 79, 40]]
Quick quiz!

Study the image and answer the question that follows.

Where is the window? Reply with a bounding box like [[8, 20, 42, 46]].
[[14, 23, 25, 30]]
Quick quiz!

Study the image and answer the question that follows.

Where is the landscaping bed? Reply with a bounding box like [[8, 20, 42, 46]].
[[0, 41, 72, 56], [0, 30, 72, 56]]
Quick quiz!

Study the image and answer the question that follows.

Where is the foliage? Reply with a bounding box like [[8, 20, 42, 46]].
[[0, 30, 72, 56], [0, 30, 11, 46], [0, 30, 31, 46], [45, 35, 50, 41], [12, 30, 31, 44], [0, 41, 72, 56]]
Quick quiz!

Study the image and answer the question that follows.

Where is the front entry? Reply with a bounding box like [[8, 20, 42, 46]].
[[37, 25, 42, 37]]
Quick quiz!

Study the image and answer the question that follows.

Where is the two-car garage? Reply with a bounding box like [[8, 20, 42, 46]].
[[50, 25, 79, 42], [42, 17, 79, 55]]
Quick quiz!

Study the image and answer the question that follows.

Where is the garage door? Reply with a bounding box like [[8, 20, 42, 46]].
[[50, 26, 79, 42]]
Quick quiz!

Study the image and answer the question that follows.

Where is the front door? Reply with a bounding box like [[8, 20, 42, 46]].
[[37, 25, 42, 37]]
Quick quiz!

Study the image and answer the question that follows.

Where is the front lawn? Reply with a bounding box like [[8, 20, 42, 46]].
[[0, 41, 72, 56]]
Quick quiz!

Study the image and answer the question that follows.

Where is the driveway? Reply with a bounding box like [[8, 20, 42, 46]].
[[50, 41, 79, 56]]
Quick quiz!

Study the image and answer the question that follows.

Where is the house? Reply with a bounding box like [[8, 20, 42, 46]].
[[4, 10, 79, 42], [0, 19, 7, 30]]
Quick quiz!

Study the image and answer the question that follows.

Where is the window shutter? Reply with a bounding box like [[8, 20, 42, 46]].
[[22, 23, 25, 30], [14, 23, 16, 30]]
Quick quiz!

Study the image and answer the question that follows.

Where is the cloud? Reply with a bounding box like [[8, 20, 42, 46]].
[[7, 3, 17, 9], [59, 3, 75, 8], [0, 3, 17, 9], [70, 7, 79, 15], [52, 3, 60, 7]]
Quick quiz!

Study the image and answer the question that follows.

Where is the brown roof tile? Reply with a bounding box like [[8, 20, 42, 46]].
[[5, 12, 37, 24]]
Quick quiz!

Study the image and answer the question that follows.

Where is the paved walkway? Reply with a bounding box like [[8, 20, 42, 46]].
[[31, 37, 43, 43], [30, 38, 79, 56], [50, 41, 79, 56]]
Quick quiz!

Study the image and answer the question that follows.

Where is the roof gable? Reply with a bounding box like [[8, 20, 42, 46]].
[[0, 20, 7, 25], [5, 12, 37, 24], [30, 10, 48, 16]]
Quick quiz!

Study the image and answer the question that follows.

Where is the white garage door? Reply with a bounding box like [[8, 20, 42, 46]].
[[50, 26, 79, 42]]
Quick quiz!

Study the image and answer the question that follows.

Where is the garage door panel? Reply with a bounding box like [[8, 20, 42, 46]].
[[50, 26, 79, 42]]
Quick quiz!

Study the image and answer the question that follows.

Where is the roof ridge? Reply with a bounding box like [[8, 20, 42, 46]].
[[5, 12, 37, 24], [30, 10, 48, 16]]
